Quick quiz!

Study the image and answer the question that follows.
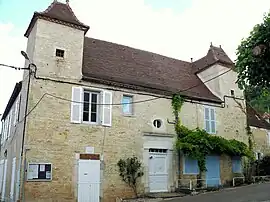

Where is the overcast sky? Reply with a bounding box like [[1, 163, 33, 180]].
[[0, 0, 270, 113]]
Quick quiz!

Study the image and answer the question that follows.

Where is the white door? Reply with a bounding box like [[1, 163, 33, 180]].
[[10, 157, 16, 200], [1, 159, 7, 200], [149, 149, 168, 192], [78, 159, 100, 202]]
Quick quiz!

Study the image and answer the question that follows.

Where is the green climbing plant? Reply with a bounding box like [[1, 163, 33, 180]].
[[172, 94, 252, 173]]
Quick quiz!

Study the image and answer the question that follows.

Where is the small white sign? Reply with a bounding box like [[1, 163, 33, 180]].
[[85, 146, 94, 154], [28, 164, 38, 179], [46, 171, 51, 179]]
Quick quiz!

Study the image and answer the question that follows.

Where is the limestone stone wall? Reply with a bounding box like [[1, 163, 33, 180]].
[[251, 127, 270, 155], [20, 75, 248, 201]]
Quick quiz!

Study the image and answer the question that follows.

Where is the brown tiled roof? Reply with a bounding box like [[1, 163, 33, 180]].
[[193, 45, 234, 73], [82, 37, 222, 103], [24, 1, 89, 37], [247, 105, 270, 130]]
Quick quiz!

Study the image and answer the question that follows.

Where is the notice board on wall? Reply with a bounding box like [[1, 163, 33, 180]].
[[27, 163, 52, 181]]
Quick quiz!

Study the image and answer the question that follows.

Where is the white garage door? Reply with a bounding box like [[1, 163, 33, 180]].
[[148, 149, 168, 192]]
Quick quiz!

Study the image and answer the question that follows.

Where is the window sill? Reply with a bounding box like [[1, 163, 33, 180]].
[[183, 173, 199, 175], [122, 114, 136, 117], [82, 121, 100, 125], [27, 179, 52, 182], [55, 57, 64, 61]]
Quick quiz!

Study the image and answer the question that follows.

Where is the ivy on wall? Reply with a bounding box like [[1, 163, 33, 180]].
[[172, 94, 252, 172]]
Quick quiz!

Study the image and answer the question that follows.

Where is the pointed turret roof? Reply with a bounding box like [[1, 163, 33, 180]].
[[193, 44, 234, 73], [24, 0, 89, 37]]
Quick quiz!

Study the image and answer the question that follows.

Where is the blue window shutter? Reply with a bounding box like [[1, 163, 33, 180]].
[[184, 156, 199, 174], [232, 156, 242, 173]]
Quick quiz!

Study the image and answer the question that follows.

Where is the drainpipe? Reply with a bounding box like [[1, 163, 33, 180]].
[[19, 59, 33, 202]]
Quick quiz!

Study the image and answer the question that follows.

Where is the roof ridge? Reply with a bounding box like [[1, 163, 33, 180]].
[[40, 0, 57, 14], [41, 0, 89, 28], [210, 46, 218, 61], [65, 1, 83, 24], [85, 37, 191, 64]]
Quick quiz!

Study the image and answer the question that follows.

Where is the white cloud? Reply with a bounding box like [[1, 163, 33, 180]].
[[0, 23, 25, 113], [1, 0, 270, 113], [71, 0, 270, 61]]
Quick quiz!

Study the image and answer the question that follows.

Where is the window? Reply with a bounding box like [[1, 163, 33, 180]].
[[55, 49, 64, 58], [122, 95, 133, 115], [153, 119, 162, 128], [255, 152, 263, 160], [83, 91, 99, 123], [204, 107, 216, 134], [149, 148, 167, 153], [184, 156, 199, 174], [71, 87, 112, 126], [230, 90, 235, 96], [232, 156, 242, 173], [27, 163, 52, 181]]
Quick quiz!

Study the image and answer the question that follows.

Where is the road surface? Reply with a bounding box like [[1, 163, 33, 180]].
[[167, 183, 270, 202]]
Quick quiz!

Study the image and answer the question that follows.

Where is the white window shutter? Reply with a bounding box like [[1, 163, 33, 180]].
[[210, 108, 216, 134], [71, 87, 83, 123], [204, 107, 210, 133], [102, 91, 112, 127], [14, 100, 18, 126], [8, 114, 12, 138]]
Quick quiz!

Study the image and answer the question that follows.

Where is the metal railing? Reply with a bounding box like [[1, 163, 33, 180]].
[[178, 179, 192, 190], [178, 178, 221, 190], [232, 175, 270, 186], [232, 177, 245, 187], [252, 175, 270, 183]]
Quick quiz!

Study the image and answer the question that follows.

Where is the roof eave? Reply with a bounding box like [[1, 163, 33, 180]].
[[1, 82, 22, 121], [24, 13, 90, 38], [81, 75, 222, 104], [195, 61, 235, 74]]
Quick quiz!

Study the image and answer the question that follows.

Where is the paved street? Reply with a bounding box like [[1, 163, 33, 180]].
[[167, 183, 270, 202]]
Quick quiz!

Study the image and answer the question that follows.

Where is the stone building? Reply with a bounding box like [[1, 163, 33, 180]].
[[247, 105, 270, 157], [0, 1, 258, 202]]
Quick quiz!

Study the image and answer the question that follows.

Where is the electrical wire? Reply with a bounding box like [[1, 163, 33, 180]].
[[2, 66, 233, 145], [0, 63, 29, 70]]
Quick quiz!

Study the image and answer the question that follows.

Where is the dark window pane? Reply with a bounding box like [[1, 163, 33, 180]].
[[91, 113, 97, 122], [84, 92, 90, 102], [91, 104, 97, 112], [56, 49, 65, 57], [83, 103, 89, 112], [91, 94, 97, 103], [83, 112, 89, 121]]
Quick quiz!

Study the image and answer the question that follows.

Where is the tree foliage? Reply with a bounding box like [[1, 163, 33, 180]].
[[175, 126, 252, 171], [236, 12, 270, 90], [117, 157, 144, 197], [245, 86, 270, 113]]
